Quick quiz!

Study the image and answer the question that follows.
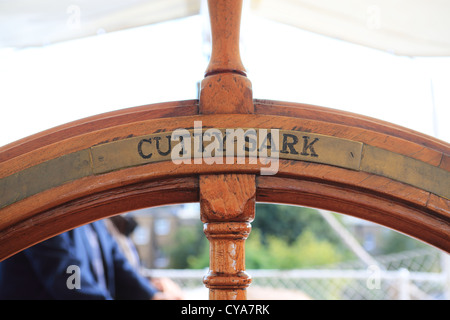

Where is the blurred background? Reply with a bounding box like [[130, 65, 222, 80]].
[[124, 203, 449, 300], [0, 0, 449, 299]]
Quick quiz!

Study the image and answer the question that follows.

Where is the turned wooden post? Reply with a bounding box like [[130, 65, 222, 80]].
[[200, 0, 253, 115], [200, 0, 256, 300], [200, 174, 255, 300]]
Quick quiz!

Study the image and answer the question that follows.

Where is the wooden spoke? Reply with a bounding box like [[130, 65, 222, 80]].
[[0, 0, 448, 302]]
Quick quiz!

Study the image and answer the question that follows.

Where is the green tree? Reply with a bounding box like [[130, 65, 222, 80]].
[[254, 204, 348, 248], [166, 203, 354, 269], [376, 228, 427, 255], [164, 222, 208, 269], [245, 229, 343, 269]]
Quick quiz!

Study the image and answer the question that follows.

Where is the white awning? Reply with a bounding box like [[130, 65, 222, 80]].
[[1, 0, 449, 56], [0, 0, 201, 48]]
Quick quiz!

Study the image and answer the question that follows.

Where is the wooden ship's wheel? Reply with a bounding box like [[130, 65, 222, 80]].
[[0, 0, 449, 300]]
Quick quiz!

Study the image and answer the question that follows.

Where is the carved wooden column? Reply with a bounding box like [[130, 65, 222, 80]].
[[199, 0, 256, 300], [200, 0, 253, 115], [200, 174, 255, 300]]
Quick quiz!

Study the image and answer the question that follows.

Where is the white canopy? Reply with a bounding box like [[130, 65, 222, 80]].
[[1, 0, 450, 56]]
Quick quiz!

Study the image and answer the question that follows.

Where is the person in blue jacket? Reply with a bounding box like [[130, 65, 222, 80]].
[[0, 219, 176, 300]]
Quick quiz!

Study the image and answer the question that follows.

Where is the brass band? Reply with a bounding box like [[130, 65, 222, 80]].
[[1, 128, 448, 209], [91, 128, 363, 174]]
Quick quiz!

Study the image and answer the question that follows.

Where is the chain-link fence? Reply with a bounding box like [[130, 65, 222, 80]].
[[144, 247, 449, 300]]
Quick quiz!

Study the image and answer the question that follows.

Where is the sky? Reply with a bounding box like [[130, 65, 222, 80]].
[[0, 13, 449, 148]]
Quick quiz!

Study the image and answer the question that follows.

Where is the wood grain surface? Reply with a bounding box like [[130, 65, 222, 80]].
[[0, 0, 448, 303]]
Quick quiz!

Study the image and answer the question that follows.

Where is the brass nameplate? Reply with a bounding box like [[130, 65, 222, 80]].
[[361, 145, 450, 200], [1, 127, 449, 209], [0, 150, 92, 209], [90, 128, 363, 174]]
